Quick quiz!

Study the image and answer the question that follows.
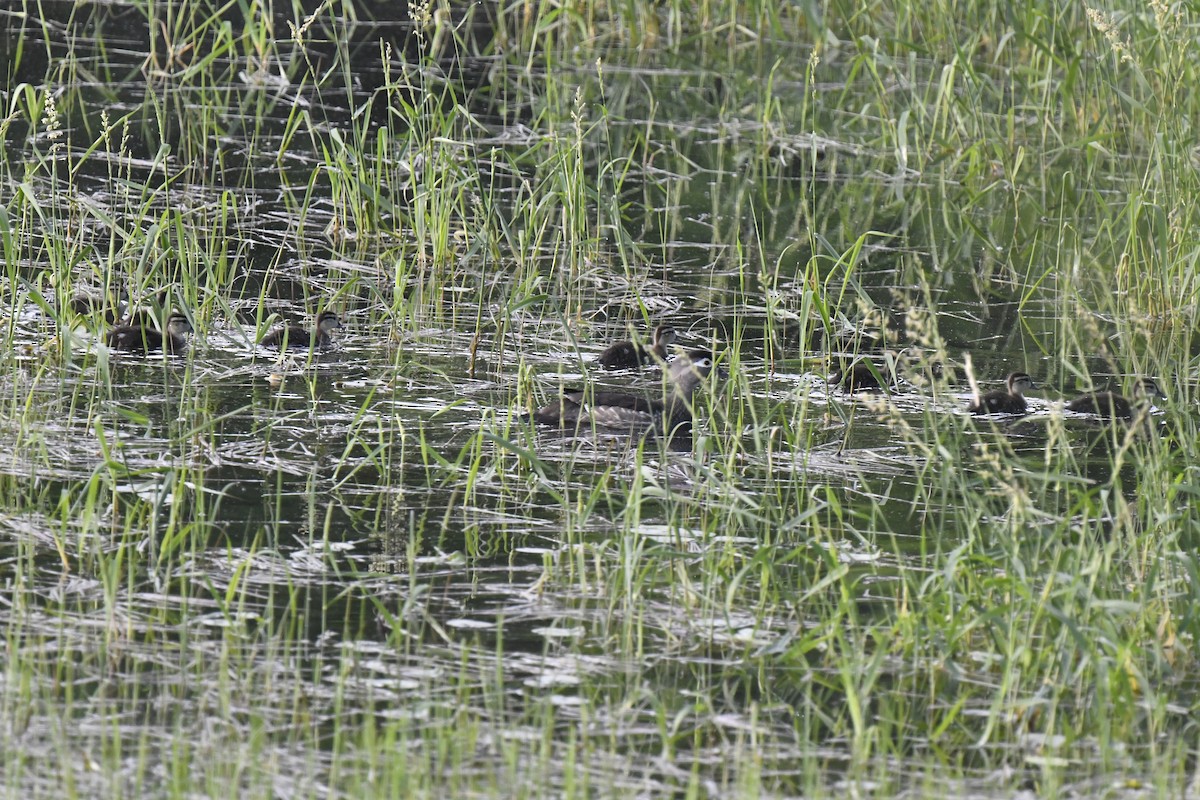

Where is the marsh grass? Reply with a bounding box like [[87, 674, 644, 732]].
[[0, 0, 1197, 797]]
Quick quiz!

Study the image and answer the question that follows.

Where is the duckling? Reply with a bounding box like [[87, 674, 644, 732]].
[[1066, 377, 1165, 421], [596, 324, 676, 369], [68, 288, 160, 327], [830, 359, 888, 391], [829, 355, 900, 392], [532, 353, 719, 435], [69, 293, 123, 325], [260, 311, 341, 350], [968, 372, 1037, 415], [106, 312, 193, 354], [828, 349, 941, 392]]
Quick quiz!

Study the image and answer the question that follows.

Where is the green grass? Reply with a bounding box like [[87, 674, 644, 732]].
[[0, 0, 1197, 797]]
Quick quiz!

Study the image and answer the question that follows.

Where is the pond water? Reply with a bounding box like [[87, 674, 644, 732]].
[[0, 2, 1195, 798]]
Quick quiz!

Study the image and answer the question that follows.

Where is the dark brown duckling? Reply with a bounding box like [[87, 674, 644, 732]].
[[69, 294, 123, 325], [106, 312, 193, 354], [69, 288, 168, 327], [828, 349, 942, 392], [260, 311, 341, 350], [829, 358, 897, 392], [968, 372, 1037, 415], [1065, 377, 1165, 421], [596, 324, 677, 369], [532, 353, 719, 435]]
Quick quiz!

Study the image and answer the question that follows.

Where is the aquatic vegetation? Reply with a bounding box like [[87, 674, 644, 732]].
[[0, 1, 1195, 798]]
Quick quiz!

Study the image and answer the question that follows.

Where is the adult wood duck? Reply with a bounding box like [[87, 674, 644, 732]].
[[968, 372, 1037, 415], [532, 353, 719, 436], [1065, 377, 1165, 421], [596, 324, 677, 369], [260, 311, 341, 350], [106, 312, 193, 354]]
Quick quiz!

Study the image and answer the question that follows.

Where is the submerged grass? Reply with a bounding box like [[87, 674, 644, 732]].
[[0, 0, 1198, 797]]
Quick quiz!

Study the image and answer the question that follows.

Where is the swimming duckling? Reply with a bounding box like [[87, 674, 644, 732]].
[[1065, 377, 1165, 421], [596, 324, 677, 369], [260, 311, 341, 350], [829, 355, 901, 392], [68, 288, 163, 327], [532, 353, 719, 435], [828, 349, 943, 392], [69, 293, 123, 325], [106, 312, 193, 354], [830, 357, 888, 393], [968, 372, 1037, 415]]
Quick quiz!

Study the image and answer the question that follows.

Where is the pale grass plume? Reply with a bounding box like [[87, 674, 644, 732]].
[[1086, 7, 1133, 64], [1147, 0, 1179, 32], [409, 0, 433, 32], [904, 305, 943, 352], [42, 90, 62, 147]]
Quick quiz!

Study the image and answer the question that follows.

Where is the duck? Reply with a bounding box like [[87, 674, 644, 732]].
[[106, 312, 193, 354], [828, 349, 941, 392], [968, 372, 1037, 415], [259, 311, 341, 350], [596, 324, 676, 369], [830, 361, 890, 392], [828, 354, 901, 392], [531, 353, 719, 435], [69, 288, 166, 328], [69, 293, 123, 325], [1065, 377, 1165, 421]]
